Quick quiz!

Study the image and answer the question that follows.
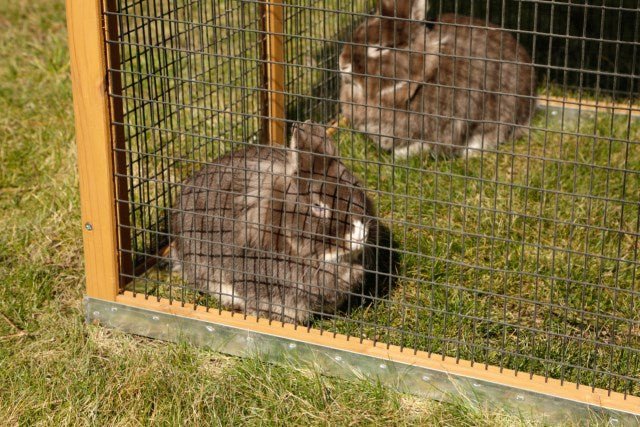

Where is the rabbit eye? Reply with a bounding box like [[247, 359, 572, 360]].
[[367, 46, 390, 58], [311, 201, 331, 219]]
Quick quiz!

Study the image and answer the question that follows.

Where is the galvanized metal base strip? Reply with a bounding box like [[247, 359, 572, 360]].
[[85, 297, 638, 425]]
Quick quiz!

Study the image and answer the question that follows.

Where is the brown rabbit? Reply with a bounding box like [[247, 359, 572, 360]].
[[339, 0, 537, 157], [170, 121, 394, 324]]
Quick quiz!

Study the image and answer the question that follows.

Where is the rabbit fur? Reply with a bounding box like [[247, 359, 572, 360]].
[[339, 0, 537, 157], [171, 121, 393, 324]]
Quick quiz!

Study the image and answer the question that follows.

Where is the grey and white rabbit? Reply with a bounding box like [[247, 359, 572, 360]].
[[339, 0, 537, 157], [170, 121, 392, 324]]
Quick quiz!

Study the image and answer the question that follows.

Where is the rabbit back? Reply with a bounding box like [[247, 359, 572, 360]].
[[413, 14, 537, 157], [340, 9, 537, 157]]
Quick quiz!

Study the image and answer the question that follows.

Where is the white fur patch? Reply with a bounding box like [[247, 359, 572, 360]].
[[427, 36, 450, 52], [393, 141, 431, 158], [213, 280, 242, 308], [411, 0, 428, 21], [467, 133, 485, 151], [464, 133, 497, 158], [347, 220, 367, 252], [352, 220, 366, 242], [323, 220, 368, 263], [367, 47, 381, 58], [323, 250, 339, 263], [170, 243, 182, 273]]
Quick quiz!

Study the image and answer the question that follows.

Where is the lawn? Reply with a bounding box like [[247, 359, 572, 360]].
[[0, 0, 635, 425]]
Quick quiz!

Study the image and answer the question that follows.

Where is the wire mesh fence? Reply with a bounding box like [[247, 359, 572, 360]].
[[104, 0, 640, 399]]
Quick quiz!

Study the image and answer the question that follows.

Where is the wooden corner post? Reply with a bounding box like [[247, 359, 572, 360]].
[[263, 0, 286, 146], [66, 0, 122, 300]]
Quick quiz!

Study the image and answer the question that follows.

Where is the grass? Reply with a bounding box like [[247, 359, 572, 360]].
[[0, 0, 588, 425]]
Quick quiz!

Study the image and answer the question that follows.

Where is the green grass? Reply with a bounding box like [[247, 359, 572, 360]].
[[0, 0, 590, 425]]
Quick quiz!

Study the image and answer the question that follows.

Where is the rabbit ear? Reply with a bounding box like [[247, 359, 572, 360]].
[[287, 121, 337, 174], [379, 0, 411, 18], [379, 0, 427, 20], [287, 124, 304, 173], [410, 0, 428, 21]]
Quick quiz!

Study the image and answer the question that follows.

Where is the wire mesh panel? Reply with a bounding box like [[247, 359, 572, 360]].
[[107, 0, 266, 276], [104, 0, 640, 401], [283, 0, 375, 122]]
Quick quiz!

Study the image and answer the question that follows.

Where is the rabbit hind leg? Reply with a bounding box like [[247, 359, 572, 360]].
[[283, 294, 312, 324], [256, 296, 310, 325], [379, 135, 395, 151]]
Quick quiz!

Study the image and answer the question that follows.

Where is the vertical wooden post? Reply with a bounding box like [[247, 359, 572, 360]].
[[66, 0, 120, 300], [104, 0, 134, 285], [263, 0, 286, 145]]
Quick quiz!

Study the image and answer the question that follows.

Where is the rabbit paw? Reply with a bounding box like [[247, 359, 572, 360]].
[[464, 133, 499, 158], [393, 142, 431, 159]]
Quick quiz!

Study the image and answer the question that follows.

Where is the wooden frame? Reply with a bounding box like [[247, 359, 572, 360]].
[[67, 0, 639, 420], [67, 0, 122, 301]]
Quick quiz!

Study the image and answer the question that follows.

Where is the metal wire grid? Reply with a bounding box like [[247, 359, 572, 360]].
[[107, 0, 265, 272], [430, 0, 640, 96], [104, 0, 640, 397], [283, 1, 375, 123]]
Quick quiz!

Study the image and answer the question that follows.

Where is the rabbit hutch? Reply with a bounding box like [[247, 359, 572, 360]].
[[67, 0, 640, 422]]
